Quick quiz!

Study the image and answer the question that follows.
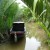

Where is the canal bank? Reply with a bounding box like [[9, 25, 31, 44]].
[[0, 22, 50, 50]]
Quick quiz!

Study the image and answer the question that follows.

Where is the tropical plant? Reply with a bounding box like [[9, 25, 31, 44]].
[[22, 0, 43, 20], [21, 7, 32, 21], [21, 0, 50, 45], [0, 0, 19, 42]]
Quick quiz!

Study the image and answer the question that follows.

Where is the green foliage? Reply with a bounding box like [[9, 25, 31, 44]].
[[14, 8, 24, 21], [22, 0, 34, 10], [0, 0, 18, 41], [14, 7, 32, 21], [0, 0, 50, 45], [22, 7, 32, 20], [22, 0, 43, 19], [4, 2, 18, 28], [22, 0, 50, 45], [36, 0, 43, 15], [0, 0, 16, 32], [38, 21, 50, 45]]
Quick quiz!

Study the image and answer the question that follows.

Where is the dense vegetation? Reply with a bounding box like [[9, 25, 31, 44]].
[[0, 0, 18, 42], [0, 0, 50, 47], [22, 0, 50, 45]]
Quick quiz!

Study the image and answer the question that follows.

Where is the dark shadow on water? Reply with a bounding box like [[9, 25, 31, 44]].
[[10, 36, 26, 45], [9, 33, 25, 43], [0, 35, 41, 50], [0, 36, 26, 50]]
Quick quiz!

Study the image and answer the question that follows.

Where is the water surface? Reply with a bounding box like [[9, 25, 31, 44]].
[[0, 37, 41, 50], [25, 37, 41, 50]]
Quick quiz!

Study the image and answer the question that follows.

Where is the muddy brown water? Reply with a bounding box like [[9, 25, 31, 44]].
[[0, 36, 41, 50], [0, 22, 49, 50]]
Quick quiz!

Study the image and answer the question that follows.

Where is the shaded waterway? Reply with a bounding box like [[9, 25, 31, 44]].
[[0, 22, 49, 50], [0, 36, 41, 50]]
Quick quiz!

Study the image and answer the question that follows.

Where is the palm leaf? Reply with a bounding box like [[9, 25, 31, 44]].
[[22, 0, 34, 10]]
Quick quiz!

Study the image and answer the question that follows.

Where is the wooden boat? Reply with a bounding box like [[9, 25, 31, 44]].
[[10, 22, 25, 42]]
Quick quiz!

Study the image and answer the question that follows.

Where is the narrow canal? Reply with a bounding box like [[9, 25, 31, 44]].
[[0, 22, 49, 50]]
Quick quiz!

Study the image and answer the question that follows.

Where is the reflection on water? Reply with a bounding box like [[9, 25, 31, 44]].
[[25, 37, 41, 50], [0, 37, 26, 50], [0, 37, 41, 50]]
